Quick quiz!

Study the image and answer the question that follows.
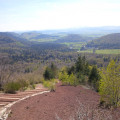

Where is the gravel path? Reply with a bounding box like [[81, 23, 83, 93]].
[[7, 83, 120, 120], [0, 84, 48, 120]]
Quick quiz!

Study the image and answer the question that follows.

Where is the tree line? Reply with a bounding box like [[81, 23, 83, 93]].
[[44, 56, 120, 108]]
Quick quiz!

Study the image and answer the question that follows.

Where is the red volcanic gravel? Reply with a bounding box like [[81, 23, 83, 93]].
[[7, 84, 120, 120]]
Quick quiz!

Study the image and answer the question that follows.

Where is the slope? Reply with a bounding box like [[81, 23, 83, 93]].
[[86, 33, 120, 49]]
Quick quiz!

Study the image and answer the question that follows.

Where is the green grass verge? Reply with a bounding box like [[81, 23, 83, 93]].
[[62, 42, 86, 50], [78, 49, 120, 54]]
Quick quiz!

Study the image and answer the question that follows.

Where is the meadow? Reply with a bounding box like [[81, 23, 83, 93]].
[[78, 49, 120, 54]]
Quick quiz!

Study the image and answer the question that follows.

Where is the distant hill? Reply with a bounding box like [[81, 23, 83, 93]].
[[55, 34, 93, 43], [86, 33, 120, 49], [0, 36, 16, 44], [0, 32, 19, 44], [21, 32, 60, 42], [20, 32, 40, 39], [0, 32, 29, 47]]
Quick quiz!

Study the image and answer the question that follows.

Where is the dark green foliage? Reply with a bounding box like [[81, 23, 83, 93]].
[[43, 67, 54, 80], [89, 66, 100, 91], [75, 56, 84, 73], [43, 63, 58, 80], [63, 56, 90, 85], [67, 66, 75, 75], [64, 56, 100, 89], [89, 66, 100, 82], [75, 56, 90, 76]]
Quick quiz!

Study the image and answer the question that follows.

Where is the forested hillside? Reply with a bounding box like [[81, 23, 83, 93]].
[[55, 34, 93, 43], [21, 32, 62, 42], [86, 33, 120, 49]]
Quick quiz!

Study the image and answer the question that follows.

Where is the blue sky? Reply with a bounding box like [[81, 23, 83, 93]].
[[0, 0, 120, 31]]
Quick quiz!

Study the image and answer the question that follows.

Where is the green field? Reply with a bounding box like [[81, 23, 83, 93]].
[[78, 49, 120, 54], [62, 42, 86, 50], [30, 38, 57, 42]]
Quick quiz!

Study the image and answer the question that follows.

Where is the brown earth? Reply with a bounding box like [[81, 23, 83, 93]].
[[0, 84, 47, 110], [7, 83, 120, 120]]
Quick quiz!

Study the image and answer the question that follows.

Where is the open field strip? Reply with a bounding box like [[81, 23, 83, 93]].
[[78, 49, 120, 54]]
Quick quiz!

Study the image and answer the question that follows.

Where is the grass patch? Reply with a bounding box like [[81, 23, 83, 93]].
[[62, 42, 86, 50], [96, 49, 120, 54], [78, 49, 120, 54], [30, 39, 57, 42]]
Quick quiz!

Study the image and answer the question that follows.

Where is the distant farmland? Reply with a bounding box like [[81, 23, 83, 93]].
[[78, 49, 120, 54]]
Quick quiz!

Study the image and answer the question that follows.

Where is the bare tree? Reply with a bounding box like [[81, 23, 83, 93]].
[[0, 56, 13, 90]]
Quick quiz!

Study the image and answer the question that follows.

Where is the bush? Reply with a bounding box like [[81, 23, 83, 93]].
[[69, 73, 78, 86], [4, 82, 21, 94], [59, 71, 69, 85], [43, 79, 56, 92], [18, 79, 28, 91]]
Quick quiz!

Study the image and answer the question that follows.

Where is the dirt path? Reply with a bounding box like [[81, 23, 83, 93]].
[[0, 84, 48, 120], [6, 84, 120, 120]]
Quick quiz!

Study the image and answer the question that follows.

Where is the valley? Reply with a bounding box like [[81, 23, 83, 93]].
[[0, 27, 120, 120]]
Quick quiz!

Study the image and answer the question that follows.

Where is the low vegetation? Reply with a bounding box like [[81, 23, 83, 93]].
[[4, 81, 21, 94], [43, 79, 57, 92], [99, 60, 120, 108], [59, 56, 100, 91]]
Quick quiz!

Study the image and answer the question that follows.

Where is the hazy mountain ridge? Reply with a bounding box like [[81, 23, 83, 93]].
[[22, 26, 120, 35]]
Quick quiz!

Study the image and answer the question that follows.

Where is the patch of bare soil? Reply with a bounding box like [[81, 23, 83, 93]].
[[7, 83, 120, 120]]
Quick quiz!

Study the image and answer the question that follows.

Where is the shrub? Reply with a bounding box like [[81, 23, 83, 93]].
[[43, 79, 56, 92], [69, 73, 78, 86], [4, 82, 21, 94], [59, 71, 69, 85], [18, 79, 28, 91]]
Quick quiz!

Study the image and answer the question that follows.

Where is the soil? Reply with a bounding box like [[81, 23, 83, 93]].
[[7, 83, 120, 120]]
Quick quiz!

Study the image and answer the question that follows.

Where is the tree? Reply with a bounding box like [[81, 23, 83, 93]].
[[89, 66, 100, 91], [50, 63, 58, 77], [67, 66, 75, 75], [99, 60, 120, 107], [43, 67, 53, 80], [43, 63, 58, 80], [0, 57, 12, 90], [75, 56, 90, 76], [75, 56, 84, 73]]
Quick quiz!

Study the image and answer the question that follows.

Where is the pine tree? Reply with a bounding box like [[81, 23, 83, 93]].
[[89, 66, 100, 91]]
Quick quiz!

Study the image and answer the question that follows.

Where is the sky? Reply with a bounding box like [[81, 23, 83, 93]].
[[0, 0, 120, 31]]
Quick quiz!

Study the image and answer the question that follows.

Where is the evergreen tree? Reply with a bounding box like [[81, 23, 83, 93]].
[[89, 66, 100, 91], [43, 63, 57, 80], [75, 56, 84, 73]]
